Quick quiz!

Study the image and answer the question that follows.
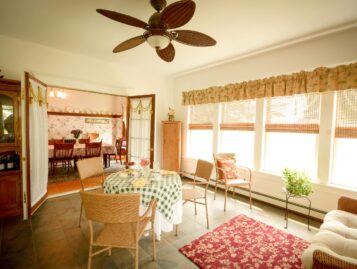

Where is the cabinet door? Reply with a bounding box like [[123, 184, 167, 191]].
[[0, 171, 22, 218], [0, 91, 20, 147], [162, 122, 181, 172]]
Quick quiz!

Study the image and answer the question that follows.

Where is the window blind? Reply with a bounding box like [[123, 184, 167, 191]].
[[265, 93, 320, 133], [335, 89, 357, 138], [220, 100, 255, 131], [189, 104, 215, 130]]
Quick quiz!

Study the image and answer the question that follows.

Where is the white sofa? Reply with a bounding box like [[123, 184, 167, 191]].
[[301, 196, 357, 269]]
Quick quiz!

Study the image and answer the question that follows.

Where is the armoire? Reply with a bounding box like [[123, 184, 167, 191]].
[[161, 121, 181, 172]]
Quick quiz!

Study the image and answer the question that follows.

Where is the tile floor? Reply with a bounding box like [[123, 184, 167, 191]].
[[0, 187, 320, 269]]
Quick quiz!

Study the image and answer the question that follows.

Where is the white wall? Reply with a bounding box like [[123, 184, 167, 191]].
[[173, 26, 357, 218]]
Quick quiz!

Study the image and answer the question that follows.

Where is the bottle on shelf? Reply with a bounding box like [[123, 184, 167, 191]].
[[7, 154, 14, 170], [0, 156, 5, 171]]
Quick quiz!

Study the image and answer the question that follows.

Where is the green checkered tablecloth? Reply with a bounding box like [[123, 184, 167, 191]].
[[104, 172, 182, 222]]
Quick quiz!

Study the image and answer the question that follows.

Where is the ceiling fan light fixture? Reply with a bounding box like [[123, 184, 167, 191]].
[[146, 35, 170, 49]]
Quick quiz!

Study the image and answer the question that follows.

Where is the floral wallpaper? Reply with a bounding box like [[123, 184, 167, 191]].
[[48, 115, 123, 145]]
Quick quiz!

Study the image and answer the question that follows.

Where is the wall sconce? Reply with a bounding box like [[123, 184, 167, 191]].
[[49, 88, 67, 99]]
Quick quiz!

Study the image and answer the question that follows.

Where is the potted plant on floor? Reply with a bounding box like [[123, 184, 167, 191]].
[[282, 168, 313, 196]]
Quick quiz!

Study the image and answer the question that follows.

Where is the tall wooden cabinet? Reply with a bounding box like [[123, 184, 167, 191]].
[[162, 121, 181, 172], [0, 79, 22, 218]]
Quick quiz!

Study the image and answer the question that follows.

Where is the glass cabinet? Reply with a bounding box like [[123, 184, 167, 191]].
[[0, 79, 22, 218]]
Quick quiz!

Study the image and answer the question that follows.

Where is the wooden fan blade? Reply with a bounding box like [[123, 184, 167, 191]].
[[156, 43, 175, 62], [113, 36, 145, 53], [160, 0, 195, 29], [97, 9, 148, 29], [174, 30, 216, 46]]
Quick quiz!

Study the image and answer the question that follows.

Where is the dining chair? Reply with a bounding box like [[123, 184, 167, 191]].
[[64, 138, 76, 144], [115, 137, 127, 165], [83, 141, 102, 158], [76, 156, 105, 227], [176, 159, 214, 235], [49, 143, 74, 174], [80, 191, 157, 269], [213, 153, 252, 211]]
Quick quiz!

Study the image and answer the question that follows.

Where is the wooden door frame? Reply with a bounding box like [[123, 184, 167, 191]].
[[126, 94, 156, 167], [24, 72, 48, 217]]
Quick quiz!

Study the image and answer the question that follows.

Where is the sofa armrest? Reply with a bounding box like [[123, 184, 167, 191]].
[[338, 196, 357, 215], [313, 250, 357, 269]]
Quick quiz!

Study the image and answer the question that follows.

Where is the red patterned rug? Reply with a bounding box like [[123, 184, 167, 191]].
[[179, 215, 309, 269]]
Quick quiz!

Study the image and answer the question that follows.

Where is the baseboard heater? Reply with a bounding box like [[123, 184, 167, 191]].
[[183, 175, 326, 220]]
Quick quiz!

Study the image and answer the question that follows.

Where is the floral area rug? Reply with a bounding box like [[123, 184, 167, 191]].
[[179, 215, 309, 269]]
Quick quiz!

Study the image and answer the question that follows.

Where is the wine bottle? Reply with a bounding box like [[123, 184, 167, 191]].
[[7, 154, 14, 170], [0, 156, 5, 171]]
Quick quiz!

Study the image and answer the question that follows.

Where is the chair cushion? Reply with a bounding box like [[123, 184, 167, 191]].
[[216, 158, 239, 180], [320, 210, 357, 240]]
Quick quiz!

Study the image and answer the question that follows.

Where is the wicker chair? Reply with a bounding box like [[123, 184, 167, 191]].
[[80, 191, 157, 269], [176, 159, 214, 235], [76, 157, 105, 227], [213, 153, 252, 211]]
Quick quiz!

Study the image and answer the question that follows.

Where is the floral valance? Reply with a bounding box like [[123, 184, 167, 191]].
[[182, 62, 357, 105]]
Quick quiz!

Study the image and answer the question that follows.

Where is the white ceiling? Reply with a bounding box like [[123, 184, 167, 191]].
[[1, 0, 357, 76]]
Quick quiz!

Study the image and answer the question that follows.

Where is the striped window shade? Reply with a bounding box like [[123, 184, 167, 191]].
[[335, 89, 357, 138], [220, 100, 256, 131], [189, 104, 215, 130], [265, 93, 320, 133]]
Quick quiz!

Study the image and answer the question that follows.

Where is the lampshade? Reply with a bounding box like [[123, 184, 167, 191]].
[[146, 35, 170, 49]]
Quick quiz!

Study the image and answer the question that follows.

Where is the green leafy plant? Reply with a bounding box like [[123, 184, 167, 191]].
[[282, 168, 313, 196]]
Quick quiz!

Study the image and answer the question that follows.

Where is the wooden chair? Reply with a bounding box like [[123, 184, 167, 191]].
[[79, 138, 90, 144], [64, 138, 76, 144], [76, 156, 105, 227], [49, 143, 74, 174], [83, 141, 102, 158], [115, 137, 127, 164], [48, 138, 64, 145], [176, 159, 214, 235], [213, 153, 252, 212], [80, 191, 157, 269]]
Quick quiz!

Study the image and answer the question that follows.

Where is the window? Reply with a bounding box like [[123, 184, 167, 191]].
[[187, 104, 215, 161], [219, 100, 256, 167], [331, 89, 357, 189], [264, 93, 320, 177]]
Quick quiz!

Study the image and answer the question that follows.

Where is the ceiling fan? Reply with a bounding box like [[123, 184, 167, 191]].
[[96, 0, 216, 62]]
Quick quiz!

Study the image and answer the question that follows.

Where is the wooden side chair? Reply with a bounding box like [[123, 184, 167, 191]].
[[84, 141, 102, 158], [213, 153, 252, 211], [49, 143, 74, 174], [115, 137, 127, 164], [80, 191, 157, 269], [64, 138, 76, 144], [76, 156, 105, 227], [176, 159, 214, 235]]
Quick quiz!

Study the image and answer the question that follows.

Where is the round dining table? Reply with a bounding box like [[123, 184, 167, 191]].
[[103, 170, 183, 240]]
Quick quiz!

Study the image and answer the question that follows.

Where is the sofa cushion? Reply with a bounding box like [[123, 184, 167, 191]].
[[320, 210, 357, 240]]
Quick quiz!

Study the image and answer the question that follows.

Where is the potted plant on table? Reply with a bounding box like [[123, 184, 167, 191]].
[[70, 129, 82, 144], [282, 168, 313, 196], [140, 158, 151, 179]]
